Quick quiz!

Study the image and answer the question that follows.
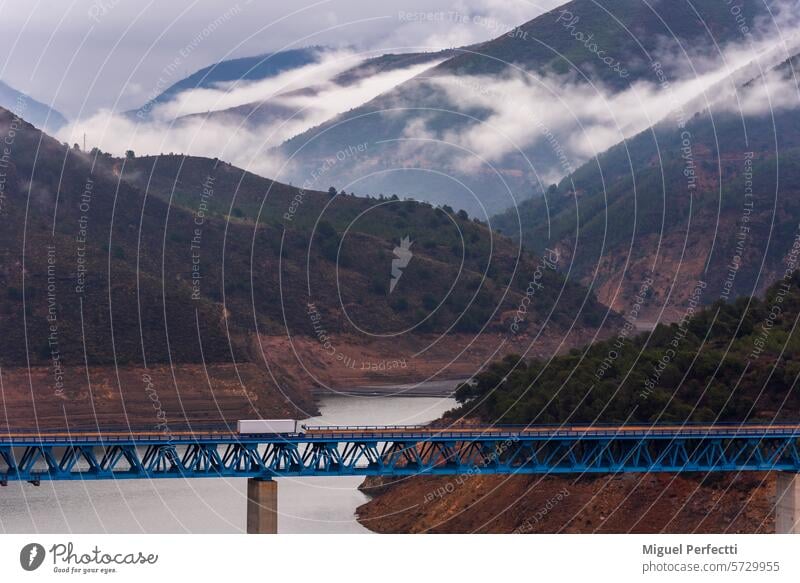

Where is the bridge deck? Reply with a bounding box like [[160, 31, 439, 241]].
[[2, 424, 800, 482]]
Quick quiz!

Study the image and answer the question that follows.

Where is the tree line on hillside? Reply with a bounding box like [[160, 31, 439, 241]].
[[454, 272, 800, 424]]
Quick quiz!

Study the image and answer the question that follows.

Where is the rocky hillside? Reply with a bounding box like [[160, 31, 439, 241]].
[[358, 472, 775, 534], [493, 44, 800, 315]]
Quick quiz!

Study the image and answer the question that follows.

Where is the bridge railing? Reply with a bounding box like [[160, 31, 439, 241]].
[[306, 421, 800, 430], [3, 422, 800, 444], [304, 423, 800, 437]]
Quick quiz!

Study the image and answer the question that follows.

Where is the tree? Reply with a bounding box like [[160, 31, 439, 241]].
[[390, 297, 409, 312], [316, 220, 340, 262], [327, 186, 337, 197], [125, 150, 136, 160]]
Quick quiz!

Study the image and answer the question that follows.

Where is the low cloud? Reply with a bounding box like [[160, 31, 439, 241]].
[[393, 26, 800, 184], [146, 48, 362, 121], [58, 110, 290, 178], [57, 52, 444, 180], [279, 59, 443, 122], [715, 65, 800, 117]]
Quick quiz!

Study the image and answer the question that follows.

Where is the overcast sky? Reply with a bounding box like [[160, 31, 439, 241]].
[[0, 0, 559, 119]]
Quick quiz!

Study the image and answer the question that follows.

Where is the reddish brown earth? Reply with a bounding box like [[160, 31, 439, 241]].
[[260, 327, 608, 392], [0, 362, 315, 431], [357, 473, 776, 534], [0, 325, 605, 430]]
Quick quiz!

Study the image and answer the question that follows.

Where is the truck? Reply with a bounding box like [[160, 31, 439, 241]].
[[237, 419, 304, 435]]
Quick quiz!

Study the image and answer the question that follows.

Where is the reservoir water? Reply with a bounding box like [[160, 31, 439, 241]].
[[0, 392, 456, 533]]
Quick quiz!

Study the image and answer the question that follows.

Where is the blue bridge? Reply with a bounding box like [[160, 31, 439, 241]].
[[3, 423, 800, 533], [2, 423, 800, 482]]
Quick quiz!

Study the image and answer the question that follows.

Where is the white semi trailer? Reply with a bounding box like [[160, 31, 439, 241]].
[[237, 419, 304, 434]]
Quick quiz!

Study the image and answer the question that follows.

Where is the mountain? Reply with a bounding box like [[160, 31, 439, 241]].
[[492, 42, 800, 316], [113, 150, 612, 340], [0, 105, 613, 427], [129, 46, 326, 120], [0, 80, 67, 133], [277, 0, 774, 217], [175, 49, 453, 129]]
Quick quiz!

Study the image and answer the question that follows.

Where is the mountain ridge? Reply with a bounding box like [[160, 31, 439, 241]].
[[0, 79, 67, 133]]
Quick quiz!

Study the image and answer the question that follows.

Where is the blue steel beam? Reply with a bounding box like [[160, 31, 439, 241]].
[[1, 426, 800, 483]]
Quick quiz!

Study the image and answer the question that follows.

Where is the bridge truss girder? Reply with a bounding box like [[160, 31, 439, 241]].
[[1, 434, 799, 483]]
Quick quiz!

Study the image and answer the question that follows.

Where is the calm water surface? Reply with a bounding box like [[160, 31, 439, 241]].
[[0, 392, 456, 533]]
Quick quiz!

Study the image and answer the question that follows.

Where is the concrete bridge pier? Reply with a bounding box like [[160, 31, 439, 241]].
[[775, 472, 800, 533], [247, 478, 278, 534]]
